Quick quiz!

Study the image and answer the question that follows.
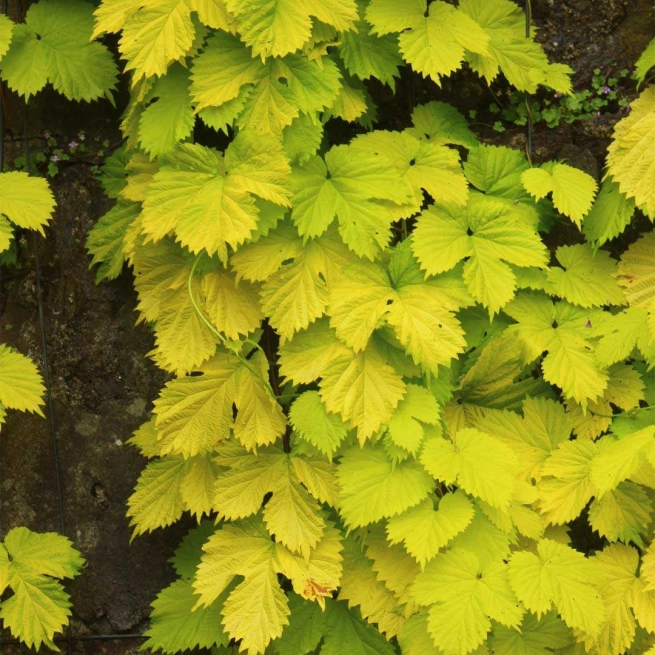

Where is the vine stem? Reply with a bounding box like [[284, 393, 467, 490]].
[[587, 404, 655, 420], [186, 254, 278, 400]]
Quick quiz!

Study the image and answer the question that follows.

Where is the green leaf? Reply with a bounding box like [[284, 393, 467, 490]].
[[150, 278, 219, 375], [340, 1, 402, 88], [1, 0, 117, 101], [259, 231, 352, 339], [190, 32, 264, 112], [282, 114, 324, 166], [578, 544, 640, 655], [139, 65, 195, 157], [328, 250, 466, 367], [0, 171, 55, 234], [522, 162, 597, 225], [263, 462, 326, 557], [338, 535, 406, 637], [232, 352, 287, 450], [3, 528, 84, 580], [596, 307, 652, 366], [365, 0, 424, 35], [362, 527, 420, 611], [194, 518, 275, 606], [180, 455, 219, 521], [327, 76, 368, 122], [537, 438, 598, 525], [0, 13, 14, 60], [213, 449, 283, 520], [200, 269, 263, 341], [143, 578, 230, 653], [0, 344, 45, 415], [490, 611, 574, 655], [546, 243, 626, 308], [224, 0, 357, 59], [473, 397, 572, 480], [271, 593, 327, 655], [505, 292, 609, 407], [412, 548, 522, 655], [239, 54, 342, 135], [319, 341, 406, 440], [397, 1, 490, 84], [351, 129, 468, 209], [86, 200, 140, 282], [464, 144, 531, 201], [0, 24, 48, 99], [278, 318, 351, 386], [221, 566, 291, 654], [289, 390, 348, 459], [91, 0, 143, 37], [635, 37, 655, 86], [119, 0, 196, 81], [406, 101, 478, 149], [386, 492, 474, 566], [291, 144, 412, 258], [420, 428, 519, 509], [190, 0, 237, 32], [590, 427, 655, 497], [582, 177, 636, 245], [617, 231, 655, 311], [387, 384, 441, 454], [127, 455, 189, 536], [460, 0, 571, 94], [589, 481, 653, 546], [170, 521, 218, 580], [231, 222, 304, 284], [322, 599, 397, 655], [398, 611, 439, 655], [273, 519, 344, 606], [508, 539, 604, 635], [0, 566, 72, 651], [337, 443, 434, 527], [0, 216, 14, 254], [225, 131, 294, 206], [153, 354, 239, 457], [412, 194, 547, 313], [142, 138, 290, 260], [448, 508, 512, 570]]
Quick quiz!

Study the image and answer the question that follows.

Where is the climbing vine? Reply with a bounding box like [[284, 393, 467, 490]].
[[1, 0, 655, 653], [87, 2, 655, 654]]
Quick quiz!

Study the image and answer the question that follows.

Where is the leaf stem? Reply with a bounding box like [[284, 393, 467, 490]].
[[587, 404, 655, 420], [186, 254, 277, 399]]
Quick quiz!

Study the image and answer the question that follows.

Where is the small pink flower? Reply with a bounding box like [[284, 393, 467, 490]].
[[68, 140, 79, 150], [50, 154, 61, 163]]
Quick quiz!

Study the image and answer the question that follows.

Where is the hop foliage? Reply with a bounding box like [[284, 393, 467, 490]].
[[0, 528, 84, 650], [0, 0, 117, 101], [52, 0, 655, 653]]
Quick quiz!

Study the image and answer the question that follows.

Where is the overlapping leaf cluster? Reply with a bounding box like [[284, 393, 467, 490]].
[[77, 0, 655, 653], [0, 0, 117, 101]]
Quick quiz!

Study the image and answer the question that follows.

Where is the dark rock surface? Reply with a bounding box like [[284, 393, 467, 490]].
[[0, 89, 179, 653]]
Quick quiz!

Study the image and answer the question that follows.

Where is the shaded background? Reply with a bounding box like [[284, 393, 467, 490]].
[[1, 0, 654, 652]]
